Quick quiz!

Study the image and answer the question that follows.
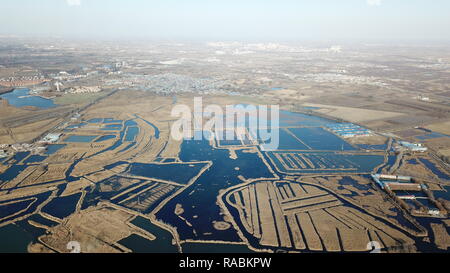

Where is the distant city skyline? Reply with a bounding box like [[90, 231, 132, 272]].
[[1, 0, 449, 42]]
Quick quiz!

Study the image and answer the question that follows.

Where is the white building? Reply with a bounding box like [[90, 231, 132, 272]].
[[397, 141, 428, 152], [40, 133, 62, 143]]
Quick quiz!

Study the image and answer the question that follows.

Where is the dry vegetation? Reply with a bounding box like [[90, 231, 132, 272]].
[[33, 204, 157, 253], [225, 180, 416, 252]]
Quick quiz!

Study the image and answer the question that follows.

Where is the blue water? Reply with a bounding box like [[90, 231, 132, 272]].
[[156, 136, 275, 241], [0, 192, 53, 225], [358, 144, 388, 150], [87, 118, 103, 123], [111, 182, 177, 210], [416, 198, 439, 210], [264, 129, 310, 150], [66, 123, 86, 129], [23, 155, 47, 164], [407, 159, 419, 165], [128, 162, 208, 185], [27, 214, 59, 227], [123, 216, 178, 253], [88, 119, 137, 158], [288, 127, 356, 151], [0, 199, 34, 219], [338, 176, 370, 191], [0, 165, 27, 186], [211, 106, 334, 129], [103, 118, 123, 124], [125, 127, 139, 142], [41, 193, 82, 219], [219, 139, 243, 146], [103, 124, 123, 130], [0, 89, 57, 109], [13, 152, 30, 163], [136, 116, 160, 139], [0, 224, 33, 253], [118, 234, 164, 253], [182, 243, 253, 253], [279, 110, 333, 127], [163, 158, 177, 163], [434, 185, 450, 200], [125, 120, 138, 127], [224, 180, 429, 252], [64, 135, 98, 143], [45, 144, 66, 155], [89, 176, 145, 199], [153, 109, 382, 242], [118, 142, 136, 153], [15, 217, 47, 239], [383, 155, 398, 171], [2, 108, 448, 253], [419, 158, 450, 180], [267, 151, 384, 174], [94, 135, 116, 142], [300, 106, 321, 110], [415, 132, 449, 140]]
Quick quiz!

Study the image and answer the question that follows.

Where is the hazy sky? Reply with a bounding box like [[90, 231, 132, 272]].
[[1, 0, 449, 42]]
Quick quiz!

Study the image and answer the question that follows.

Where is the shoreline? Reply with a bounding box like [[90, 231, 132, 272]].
[[0, 87, 14, 95]]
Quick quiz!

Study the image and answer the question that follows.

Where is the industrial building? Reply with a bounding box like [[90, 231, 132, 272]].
[[0, 150, 8, 158], [371, 173, 446, 217], [396, 141, 428, 152], [371, 174, 413, 189], [326, 123, 372, 138], [40, 133, 62, 143]]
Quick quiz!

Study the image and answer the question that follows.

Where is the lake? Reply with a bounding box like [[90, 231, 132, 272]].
[[41, 192, 82, 219], [123, 216, 178, 253], [0, 224, 33, 253], [128, 162, 209, 185], [0, 89, 57, 109]]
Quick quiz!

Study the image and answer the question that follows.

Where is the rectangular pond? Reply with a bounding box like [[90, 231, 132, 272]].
[[94, 135, 116, 142], [64, 135, 98, 143], [125, 127, 139, 142], [267, 151, 385, 174], [45, 144, 66, 155], [288, 127, 357, 151]]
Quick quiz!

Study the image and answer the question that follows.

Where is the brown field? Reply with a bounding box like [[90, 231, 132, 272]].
[[1, 88, 448, 253], [425, 121, 450, 135], [431, 223, 450, 250], [301, 103, 405, 123], [32, 203, 160, 253], [347, 135, 388, 145], [225, 180, 416, 252], [439, 149, 450, 157]]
